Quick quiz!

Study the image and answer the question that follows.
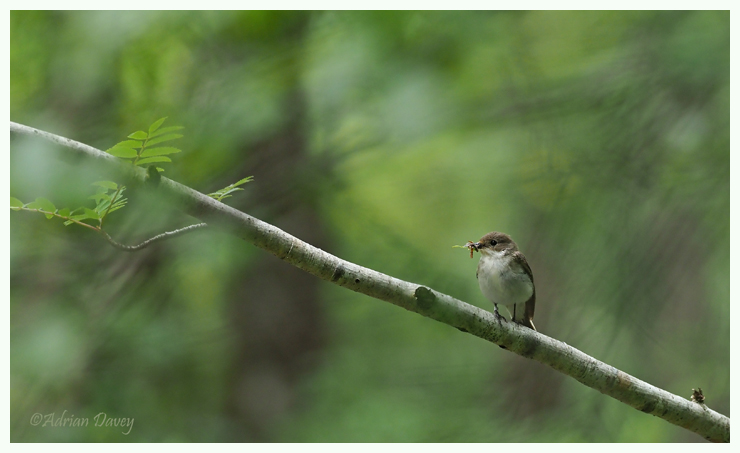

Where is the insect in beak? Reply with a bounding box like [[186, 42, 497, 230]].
[[465, 241, 479, 258], [453, 241, 480, 258]]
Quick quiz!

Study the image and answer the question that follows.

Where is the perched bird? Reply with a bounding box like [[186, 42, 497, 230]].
[[473, 232, 536, 330]]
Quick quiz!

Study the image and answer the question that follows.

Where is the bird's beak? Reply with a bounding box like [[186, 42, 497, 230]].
[[472, 242, 482, 251]]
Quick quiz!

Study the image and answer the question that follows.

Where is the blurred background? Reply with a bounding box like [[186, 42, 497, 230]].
[[10, 11, 728, 442]]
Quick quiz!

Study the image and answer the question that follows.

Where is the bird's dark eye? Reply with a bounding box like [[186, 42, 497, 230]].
[[490, 240, 497, 246]]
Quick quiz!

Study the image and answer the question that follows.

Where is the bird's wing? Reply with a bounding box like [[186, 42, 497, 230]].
[[513, 251, 536, 329], [513, 251, 533, 282]]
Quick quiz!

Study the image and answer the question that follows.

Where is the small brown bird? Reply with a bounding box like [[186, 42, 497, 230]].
[[473, 232, 536, 330]]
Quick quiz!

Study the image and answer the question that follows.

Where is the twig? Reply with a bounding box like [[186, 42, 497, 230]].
[[13, 201, 206, 252], [14, 207, 101, 233], [101, 223, 208, 251], [99, 184, 122, 228]]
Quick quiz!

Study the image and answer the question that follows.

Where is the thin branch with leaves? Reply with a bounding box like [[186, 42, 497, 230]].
[[11, 118, 250, 251]]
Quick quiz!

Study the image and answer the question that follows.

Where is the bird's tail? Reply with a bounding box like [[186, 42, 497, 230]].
[[521, 317, 536, 331], [508, 299, 537, 331]]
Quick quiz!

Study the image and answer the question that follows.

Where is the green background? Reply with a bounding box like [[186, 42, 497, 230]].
[[10, 11, 729, 442]]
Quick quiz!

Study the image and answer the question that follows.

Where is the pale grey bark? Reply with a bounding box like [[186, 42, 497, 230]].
[[10, 121, 730, 442], [102, 223, 208, 251]]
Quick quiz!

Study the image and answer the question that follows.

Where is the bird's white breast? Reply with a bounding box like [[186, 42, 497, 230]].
[[477, 251, 533, 305]]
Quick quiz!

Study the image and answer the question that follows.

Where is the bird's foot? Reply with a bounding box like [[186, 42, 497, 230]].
[[493, 305, 507, 324], [493, 305, 508, 349]]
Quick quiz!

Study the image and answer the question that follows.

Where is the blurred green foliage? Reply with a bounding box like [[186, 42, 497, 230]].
[[10, 11, 728, 442]]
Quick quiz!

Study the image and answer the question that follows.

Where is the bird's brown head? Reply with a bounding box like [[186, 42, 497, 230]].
[[473, 231, 518, 254]]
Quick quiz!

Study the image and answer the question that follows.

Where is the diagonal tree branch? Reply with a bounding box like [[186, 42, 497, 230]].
[[9, 121, 730, 442]]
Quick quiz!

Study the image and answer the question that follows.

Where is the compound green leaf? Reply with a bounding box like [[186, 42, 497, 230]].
[[146, 133, 182, 147], [89, 193, 110, 203], [36, 198, 56, 219], [128, 131, 148, 140], [140, 147, 182, 158], [58, 207, 70, 217], [107, 204, 126, 215], [84, 208, 100, 220], [66, 214, 91, 225], [233, 176, 254, 186], [27, 197, 56, 213], [95, 198, 110, 213], [10, 197, 23, 210], [136, 156, 172, 165], [92, 181, 118, 190], [111, 189, 126, 202], [113, 140, 143, 149], [107, 146, 138, 158], [149, 117, 168, 134], [148, 125, 184, 138], [110, 198, 127, 208]]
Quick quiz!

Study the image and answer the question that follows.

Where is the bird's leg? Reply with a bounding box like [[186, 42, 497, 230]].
[[493, 304, 506, 323], [493, 303, 508, 349]]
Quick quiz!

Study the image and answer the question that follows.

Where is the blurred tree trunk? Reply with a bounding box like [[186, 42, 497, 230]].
[[224, 21, 330, 439]]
